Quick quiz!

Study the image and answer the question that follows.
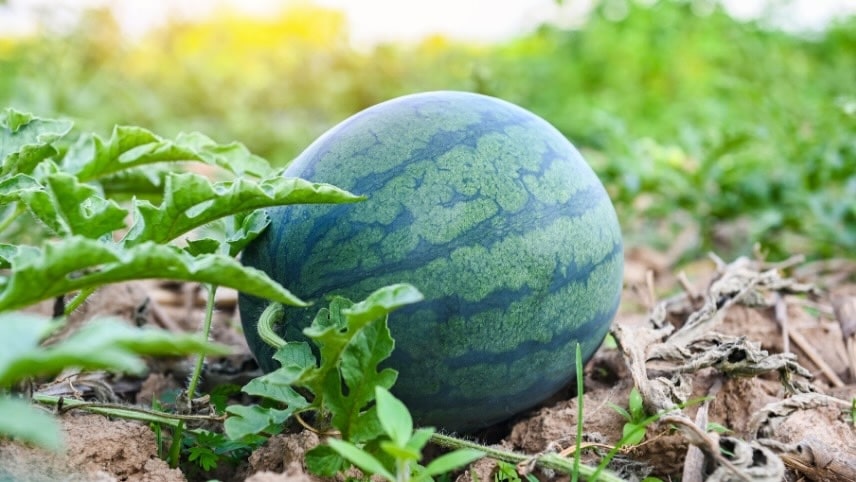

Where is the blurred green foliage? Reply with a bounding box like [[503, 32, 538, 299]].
[[1, 0, 853, 260]]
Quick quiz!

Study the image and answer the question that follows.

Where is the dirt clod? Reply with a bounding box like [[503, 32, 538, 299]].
[[244, 431, 321, 480], [0, 413, 184, 482]]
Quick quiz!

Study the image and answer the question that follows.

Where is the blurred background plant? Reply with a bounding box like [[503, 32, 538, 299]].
[[1, 0, 853, 260]]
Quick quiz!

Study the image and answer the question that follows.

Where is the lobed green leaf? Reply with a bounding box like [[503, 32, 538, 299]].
[[0, 313, 58, 379], [271, 341, 316, 380], [184, 210, 269, 257], [18, 173, 127, 238], [305, 445, 348, 477], [0, 174, 40, 203], [229, 285, 421, 443], [241, 370, 310, 410], [0, 396, 63, 451], [0, 236, 306, 312], [123, 171, 364, 247], [187, 446, 219, 471], [0, 243, 39, 270], [303, 302, 394, 441], [0, 109, 73, 177], [99, 165, 170, 198], [62, 126, 272, 181], [294, 284, 422, 442], [341, 284, 425, 327], [223, 405, 293, 440], [0, 315, 229, 387], [329, 321, 399, 442]]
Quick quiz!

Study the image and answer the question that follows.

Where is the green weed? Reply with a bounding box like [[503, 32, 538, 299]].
[[609, 388, 648, 448], [2, 1, 852, 258], [327, 386, 484, 482], [0, 109, 360, 453]]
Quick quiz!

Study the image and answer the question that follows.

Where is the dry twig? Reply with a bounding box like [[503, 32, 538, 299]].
[[611, 255, 829, 481], [831, 294, 856, 382]]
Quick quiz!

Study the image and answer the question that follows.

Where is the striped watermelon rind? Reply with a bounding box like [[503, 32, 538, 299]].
[[239, 91, 623, 431]]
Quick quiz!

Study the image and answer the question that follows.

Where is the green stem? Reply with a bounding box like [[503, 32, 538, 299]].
[[258, 302, 287, 349], [64, 286, 97, 316], [168, 421, 184, 468], [153, 417, 163, 459], [151, 398, 164, 459], [396, 459, 410, 482], [429, 433, 624, 482], [33, 394, 225, 426], [573, 343, 584, 482], [171, 283, 218, 469], [186, 284, 217, 400]]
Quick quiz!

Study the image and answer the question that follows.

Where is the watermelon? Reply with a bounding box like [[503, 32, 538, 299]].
[[239, 91, 623, 432]]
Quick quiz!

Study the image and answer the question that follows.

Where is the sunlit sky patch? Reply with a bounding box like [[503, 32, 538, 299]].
[[1, 0, 855, 46]]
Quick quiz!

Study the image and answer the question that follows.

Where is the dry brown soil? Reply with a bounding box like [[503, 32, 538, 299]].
[[2, 249, 855, 481]]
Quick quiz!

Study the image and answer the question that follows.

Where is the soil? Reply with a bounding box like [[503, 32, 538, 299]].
[[2, 250, 855, 481]]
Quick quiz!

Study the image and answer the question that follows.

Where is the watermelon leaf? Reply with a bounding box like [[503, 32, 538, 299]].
[[123, 172, 364, 247], [0, 236, 307, 312], [0, 396, 63, 451], [1, 110, 421, 470], [100, 165, 172, 198], [326, 314, 398, 442], [1, 109, 73, 176], [223, 404, 293, 440], [223, 363, 311, 439], [271, 341, 316, 380], [0, 243, 39, 270], [0, 313, 229, 388], [302, 284, 423, 442], [240, 368, 310, 410], [18, 172, 127, 238], [62, 126, 272, 181], [0, 313, 59, 379], [226, 284, 422, 444], [0, 174, 40, 203], [341, 284, 425, 327], [183, 210, 269, 257], [304, 445, 348, 477]]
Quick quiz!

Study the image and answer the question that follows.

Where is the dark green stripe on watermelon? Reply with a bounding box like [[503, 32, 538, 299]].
[[239, 91, 624, 432]]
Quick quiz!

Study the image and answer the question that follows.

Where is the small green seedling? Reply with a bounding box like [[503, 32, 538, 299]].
[[706, 422, 731, 434], [494, 460, 538, 482], [327, 386, 484, 482], [591, 388, 666, 479], [609, 387, 648, 447]]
